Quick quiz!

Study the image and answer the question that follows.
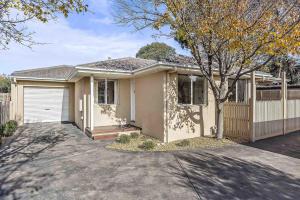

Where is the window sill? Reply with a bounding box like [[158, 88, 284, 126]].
[[95, 103, 117, 106], [177, 103, 208, 108]]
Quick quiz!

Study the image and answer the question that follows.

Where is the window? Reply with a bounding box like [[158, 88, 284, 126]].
[[96, 79, 117, 104], [178, 75, 191, 104], [178, 74, 207, 105], [98, 80, 105, 104], [228, 79, 246, 102], [107, 80, 115, 104]]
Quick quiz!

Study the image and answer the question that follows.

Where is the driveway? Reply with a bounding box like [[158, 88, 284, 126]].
[[0, 123, 299, 200]]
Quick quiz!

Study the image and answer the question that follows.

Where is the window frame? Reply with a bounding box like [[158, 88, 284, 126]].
[[177, 74, 208, 106], [228, 79, 248, 103], [95, 78, 117, 105]]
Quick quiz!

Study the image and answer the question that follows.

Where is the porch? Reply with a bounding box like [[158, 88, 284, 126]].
[[77, 74, 137, 140]]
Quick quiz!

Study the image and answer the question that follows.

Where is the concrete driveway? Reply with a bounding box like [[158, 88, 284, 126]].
[[0, 123, 299, 200]]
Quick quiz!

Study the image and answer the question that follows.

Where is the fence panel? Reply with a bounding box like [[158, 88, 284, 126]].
[[0, 93, 10, 102], [286, 99, 300, 133], [224, 102, 250, 140], [254, 100, 283, 140], [0, 102, 10, 125]]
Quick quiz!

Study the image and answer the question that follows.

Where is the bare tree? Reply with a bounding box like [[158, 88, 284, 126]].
[[113, 0, 300, 139]]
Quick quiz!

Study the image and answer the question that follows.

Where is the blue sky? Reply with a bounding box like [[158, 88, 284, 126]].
[[1, 0, 188, 75]]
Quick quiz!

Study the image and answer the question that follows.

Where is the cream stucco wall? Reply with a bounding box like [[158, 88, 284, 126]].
[[11, 80, 75, 125], [11, 72, 217, 142], [134, 72, 165, 141], [166, 73, 216, 142], [74, 77, 90, 130]]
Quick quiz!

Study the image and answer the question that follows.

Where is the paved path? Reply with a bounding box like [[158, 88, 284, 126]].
[[0, 123, 299, 200]]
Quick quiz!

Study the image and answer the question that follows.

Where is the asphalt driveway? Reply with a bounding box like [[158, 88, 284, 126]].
[[0, 123, 299, 200]]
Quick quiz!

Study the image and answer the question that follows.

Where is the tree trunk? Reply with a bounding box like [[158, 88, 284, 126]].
[[215, 79, 228, 140], [216, 102, 224, 140]]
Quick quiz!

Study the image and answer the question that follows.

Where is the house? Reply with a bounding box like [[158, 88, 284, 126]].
[[10, 55, 276, 142]]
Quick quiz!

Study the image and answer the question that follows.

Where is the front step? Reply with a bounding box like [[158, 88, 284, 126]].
[[85, 125, 141, 140], [93, 133, 119, 140]]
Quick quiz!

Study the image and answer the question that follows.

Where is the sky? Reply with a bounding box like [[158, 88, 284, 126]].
[[0, 0, 188, 75]]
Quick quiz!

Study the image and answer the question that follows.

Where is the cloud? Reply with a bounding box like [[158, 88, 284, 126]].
[[89, 0, 111, 15], [90, 16, 113, 25], [0, 18, 149, 74]]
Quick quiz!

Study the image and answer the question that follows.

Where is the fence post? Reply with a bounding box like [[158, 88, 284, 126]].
[[281, 71, 287, 135], [250, 72, 256, 142]]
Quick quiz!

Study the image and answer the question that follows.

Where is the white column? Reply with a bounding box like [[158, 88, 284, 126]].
[[250, 72, 256, 142], [281, 71, 287, 135], [90, 75, 94, 131], [130, 79, 136, 122], [235, 82, 238, 102]]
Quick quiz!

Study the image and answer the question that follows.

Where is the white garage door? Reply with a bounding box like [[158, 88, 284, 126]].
[[24, 87, 70, 123]]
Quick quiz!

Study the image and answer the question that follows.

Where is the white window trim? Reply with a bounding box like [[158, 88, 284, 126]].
[[177, 74, 208, 106], [229, 79, 247, 103], [95, 78, 117, 105]]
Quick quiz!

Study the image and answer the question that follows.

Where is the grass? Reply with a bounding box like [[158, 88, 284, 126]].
[[106, 134, 237, 152]]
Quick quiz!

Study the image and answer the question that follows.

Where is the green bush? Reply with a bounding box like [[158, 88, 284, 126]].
[[177, 139, 190, 147], [0, 124, 4, 135], [130, 132, 139, 139], [141, 140, 156, 150], [118, 134, 131, 144], [3, 120, 18, 137]]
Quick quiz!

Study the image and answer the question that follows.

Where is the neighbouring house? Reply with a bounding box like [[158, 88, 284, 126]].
[[10, 55, 277, 142]]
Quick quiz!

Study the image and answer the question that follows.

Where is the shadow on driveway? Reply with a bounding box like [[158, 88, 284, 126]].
[[0, 123, 74, 199], [246, 131, 300, 159], [172, 151, 300, 200]]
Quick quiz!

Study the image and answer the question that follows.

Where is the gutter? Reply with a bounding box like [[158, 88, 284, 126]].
[[11, 76, 69, 82], [75, 66, 132, 74]]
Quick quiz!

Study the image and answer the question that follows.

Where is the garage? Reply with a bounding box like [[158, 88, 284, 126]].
[[24, 87, 70, 123]]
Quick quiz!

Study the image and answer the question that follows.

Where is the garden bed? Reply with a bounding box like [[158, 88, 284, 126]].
[[106, 133, 238, 152]]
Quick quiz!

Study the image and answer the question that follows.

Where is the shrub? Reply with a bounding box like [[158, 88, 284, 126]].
[[177, 139, 190, 147], [130, 132, 139, 139], [0, 124, 4, 135], [141, 140, 156, 150], [3, 120, 18, 137], [118, 134, 131, 144]]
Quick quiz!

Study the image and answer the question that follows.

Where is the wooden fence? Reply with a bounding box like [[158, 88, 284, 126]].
[[0, 102, 10, 125], [224, 102, 250, 140], [0, 93, 10, 102], [224, 72, 300, 142]]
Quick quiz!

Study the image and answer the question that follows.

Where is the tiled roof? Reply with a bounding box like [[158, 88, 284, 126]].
[[76, 54, 197, 71], [76, 57, 157, 71], [11, 65, 74, 80], [161, 54, 197, 66], [11, 55, 273, 80]]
